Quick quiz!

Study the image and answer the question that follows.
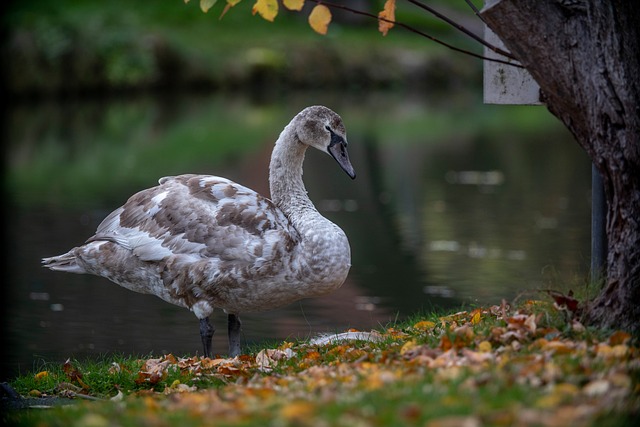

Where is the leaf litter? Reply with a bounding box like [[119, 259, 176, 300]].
[[9, 299, 640, 426]]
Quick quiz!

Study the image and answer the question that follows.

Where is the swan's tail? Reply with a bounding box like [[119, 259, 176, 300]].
[[42, 249, 86, 274]]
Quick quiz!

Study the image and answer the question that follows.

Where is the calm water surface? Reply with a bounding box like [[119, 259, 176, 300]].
[[3, 92, 591, 379]]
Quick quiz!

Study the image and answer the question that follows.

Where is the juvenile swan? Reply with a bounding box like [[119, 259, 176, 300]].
[[42, 106, 355, 358]]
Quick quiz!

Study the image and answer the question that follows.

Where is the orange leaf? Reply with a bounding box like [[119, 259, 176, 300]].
[[34, 371, 49, 380], [283, 0, 304, 11], [609, 330, 632, 346], [308, 4, 331, 35], [252, 0, 278, 22], [378, 0, 396, 36]]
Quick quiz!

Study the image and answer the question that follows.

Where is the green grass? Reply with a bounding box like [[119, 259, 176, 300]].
[[4, 301, 639, 426]]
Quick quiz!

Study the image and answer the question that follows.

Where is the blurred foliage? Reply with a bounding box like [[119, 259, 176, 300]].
[[2, 0, 483, 96]]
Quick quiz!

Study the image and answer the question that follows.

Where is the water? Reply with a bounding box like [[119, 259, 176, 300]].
[[3, 92, 591, 379]]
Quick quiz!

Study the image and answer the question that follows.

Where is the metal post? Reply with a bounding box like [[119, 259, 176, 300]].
[[591, 164, 607, 283]]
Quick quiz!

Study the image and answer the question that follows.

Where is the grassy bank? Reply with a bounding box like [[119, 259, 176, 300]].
[[3, 299, 638, 426]]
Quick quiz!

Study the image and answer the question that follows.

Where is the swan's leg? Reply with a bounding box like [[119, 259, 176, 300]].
[[199, 317, 215, 358], [228, 314, 242, 357]]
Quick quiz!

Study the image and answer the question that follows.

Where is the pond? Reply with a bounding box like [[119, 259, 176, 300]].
[[3, 90, 592, 379]]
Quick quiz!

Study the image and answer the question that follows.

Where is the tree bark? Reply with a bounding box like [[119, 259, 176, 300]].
[[481, 0, 640, 333]]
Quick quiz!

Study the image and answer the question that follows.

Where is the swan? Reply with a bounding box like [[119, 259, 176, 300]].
[[42, 105, 355, 358]]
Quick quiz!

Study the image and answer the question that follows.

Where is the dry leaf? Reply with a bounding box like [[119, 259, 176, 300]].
[[544, 289, 580, 314], [308, 4, 331, 35], [280, 400, 316, 421], [413, 320, 436, 330], [34, 371, 49, 380], [609, 330, 632, 346], [401, 340, 419, 355], [470, 309, 482, 325], [478, 341, 492, 353], [252, 0, 278, 22], [378, 0, 396, 36]]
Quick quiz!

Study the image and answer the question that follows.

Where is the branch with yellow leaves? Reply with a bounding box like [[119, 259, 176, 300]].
[[186, 0, 524, 68]]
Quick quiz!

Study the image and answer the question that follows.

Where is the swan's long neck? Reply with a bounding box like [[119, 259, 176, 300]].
[[269, 121, 316, 219]]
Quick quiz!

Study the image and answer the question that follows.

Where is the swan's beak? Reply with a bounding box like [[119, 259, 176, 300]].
[[328, 138, 356, 179]]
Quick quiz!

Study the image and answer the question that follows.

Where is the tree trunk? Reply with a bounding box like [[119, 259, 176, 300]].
[[481, 0, 640, 333]]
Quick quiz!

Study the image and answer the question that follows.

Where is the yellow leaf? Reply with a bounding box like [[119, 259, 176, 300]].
[[400, 340, 418, 355], [554, 382, 580, 396], [378, 0, 396, 36], [478, 340, 492, 352], [200, 0, 217, 13], [283, 0, 304, 11], [470, 309, 482, 325], [413, 320, 436, 330], [308, 4, 331, 35], [280, 401, 316, 421], [34, 371, 49, 380], [252, 0, 278, 22]]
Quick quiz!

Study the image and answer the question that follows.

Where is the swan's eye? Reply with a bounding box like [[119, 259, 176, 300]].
[[325, 125, 332, 132]]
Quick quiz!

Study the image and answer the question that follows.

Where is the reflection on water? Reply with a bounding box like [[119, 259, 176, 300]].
[[3, 92, 590, 379]]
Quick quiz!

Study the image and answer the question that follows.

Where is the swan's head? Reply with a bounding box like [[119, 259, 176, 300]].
[[296, 106, 356, 179]]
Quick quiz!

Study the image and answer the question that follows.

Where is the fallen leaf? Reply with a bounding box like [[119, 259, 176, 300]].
[[256, 348, 294, 371], [34, 371, 49, 380], [542, 340, 574, 355], [413, 320, 436, 331], [478, 341, 492, 353], [543, 289, 580, 314], [470, 309, 482, 325], [609, 330, 632, 346], [461, 348, 493, 364], [401, 340, 419, 355], [308, 4, 331, 35], [280, 400, 316, 421], [426, 415, 481, 427]]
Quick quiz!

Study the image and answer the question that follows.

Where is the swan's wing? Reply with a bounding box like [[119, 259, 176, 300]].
[[91, 174, 299, 264]]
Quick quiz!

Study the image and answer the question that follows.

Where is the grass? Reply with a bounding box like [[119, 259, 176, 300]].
[[3, 299, 639, 426]]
